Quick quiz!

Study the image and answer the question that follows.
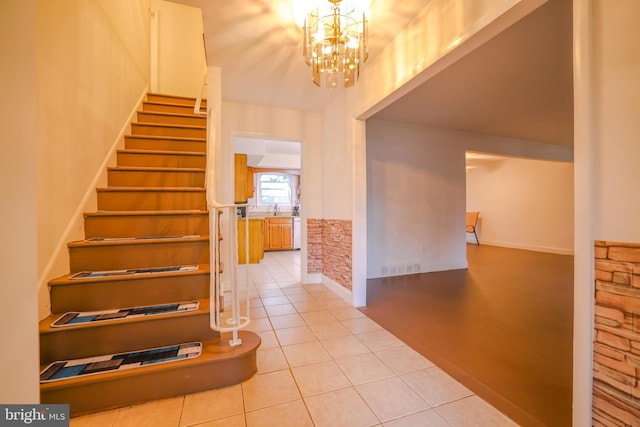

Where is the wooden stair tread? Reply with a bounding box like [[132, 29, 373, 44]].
[[117, 149, 206, 157], [84, 210, 208, 217], [107, 166, 205, 172], [39, 299, 211, 334], [40, 330, 259, 391], [96, 186, 205, 191], [125, 135, 205, 142], [68, 235, 208, 248], [48, 263, 210, 287], [138, 110, 205, 119], [134, 122, 206, 130]]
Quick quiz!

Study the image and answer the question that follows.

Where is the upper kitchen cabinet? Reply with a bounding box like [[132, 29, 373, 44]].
[[234, 154, 250, 203]]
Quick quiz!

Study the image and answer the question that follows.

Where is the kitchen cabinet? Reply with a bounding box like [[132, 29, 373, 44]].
[[246, 167, 255, 199], [237, 219, 264, 264], [234, 154, 248, 203], [264, 217, 293, 250]]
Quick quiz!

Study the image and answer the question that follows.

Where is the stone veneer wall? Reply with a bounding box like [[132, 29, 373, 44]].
[[307, 219, 323, 274], [306, 218, 352, 290], [593, 241, 640, 425], [321, 220, 352, 290]]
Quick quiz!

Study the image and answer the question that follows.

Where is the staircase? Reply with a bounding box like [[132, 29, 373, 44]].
[[39, 94, 259, 416]]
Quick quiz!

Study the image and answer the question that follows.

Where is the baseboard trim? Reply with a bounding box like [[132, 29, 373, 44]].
[[37, 87, 149, 320], [321, 275, 354, 306], [472, 239, 574, 255]]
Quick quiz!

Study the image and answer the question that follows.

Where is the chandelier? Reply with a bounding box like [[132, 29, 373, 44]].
[[303, 0, 368, 88]]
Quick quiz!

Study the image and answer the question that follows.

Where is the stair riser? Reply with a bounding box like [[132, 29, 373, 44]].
[[42, 351, 256, 417], [69, 240, 209, 272], [97, 190, 206, 211], [147, 94, 207, 108], [137, 111, 206, 127], [84, 213, 209, 239], [131, 123, 206, 139], [107, 170, 205, 187], [143, 102, 203, 115], [40, 312, 218, 365], [50, 272, 210, 313], [117, 152, 206, 169], [125, 136, 205, 153]]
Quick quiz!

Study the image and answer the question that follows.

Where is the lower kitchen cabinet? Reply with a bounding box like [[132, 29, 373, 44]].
[[264, 217, 293, 251]]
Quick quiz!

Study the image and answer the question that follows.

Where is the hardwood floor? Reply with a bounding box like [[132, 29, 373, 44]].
[[361, 244, 574, 427]]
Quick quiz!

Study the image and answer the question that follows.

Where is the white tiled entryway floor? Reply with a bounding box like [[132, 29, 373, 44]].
[[70, 251, 517, 427]]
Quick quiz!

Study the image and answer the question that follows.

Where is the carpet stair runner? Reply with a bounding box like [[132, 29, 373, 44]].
[[39, 94, 259, 416]]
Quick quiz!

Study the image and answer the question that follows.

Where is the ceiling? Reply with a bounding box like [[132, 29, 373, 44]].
[[172, 0, 573, 147]]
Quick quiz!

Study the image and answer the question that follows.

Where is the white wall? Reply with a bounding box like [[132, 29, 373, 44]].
[[36, 0, 151, 317], [151, 0, 206, 98], [366, 120, 573, 278], [466, 157, 574, 253], [0, 0, 40, 404], [366, 122, 468, 278], [593, 0, 640, 242]]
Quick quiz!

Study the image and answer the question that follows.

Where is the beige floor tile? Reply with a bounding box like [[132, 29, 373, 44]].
[[193, 414, 246, 427], [334, 353, 395, 385], [435, 395, 518, 426], [305, 387, 379, 427], [256, 330, 279, 349], [320, 335, 370, 359], [320, 299, 353, 311], [330, 307, 367, 320], [264, 303, 297, 316], [113, 397, 183, 427], [357, 330, 405, 352], [250, 297, 263, 307], [249, 306, 267, 319], [356, 377, 430, 422], [274, 325, 317, 346], [246, 317, 273, 333], [341, 317, 383, 334], [269, 313, 306, 329], [245, 400, 313, 427], [257, 347, 289, 373], [401, 367, 473, 407], [375, 345, 435, 375], [292, 360, 351, 397], [180, 385, 243, 426], [261, 296, 291, 306], [382, 409, 450, 427], [300, 310, 338, 325], [281, 286, 308, 295], [308, 321, 353, 340], [312, 290, 342, 301], [242, 370, 301, 412], [291, 300, 326, 313], [285, 294, 317, 303], [70, 409, 119, 427], [257, 288, 285, 298], [281, 341, 332, 367], [302, 283, 328, 293]]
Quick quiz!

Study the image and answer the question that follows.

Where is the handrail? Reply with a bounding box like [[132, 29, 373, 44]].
[[194, 64, 207, 115]]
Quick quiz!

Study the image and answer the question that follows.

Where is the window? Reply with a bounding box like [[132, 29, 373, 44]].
[[257, 173, 292, 206]]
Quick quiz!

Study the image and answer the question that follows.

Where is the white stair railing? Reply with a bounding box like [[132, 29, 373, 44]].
[[208, 202, 251, 346]]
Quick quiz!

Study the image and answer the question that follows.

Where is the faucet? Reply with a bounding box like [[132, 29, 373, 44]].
[[274, 203, 279, 216]]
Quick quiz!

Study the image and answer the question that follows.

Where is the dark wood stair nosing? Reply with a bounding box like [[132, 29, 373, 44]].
[[117, 149, 206, 157], [125, 135, 206, 143], [138, 110, 207, 120], [68, 235, 209, 248], [132, 122, 206, 130]]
